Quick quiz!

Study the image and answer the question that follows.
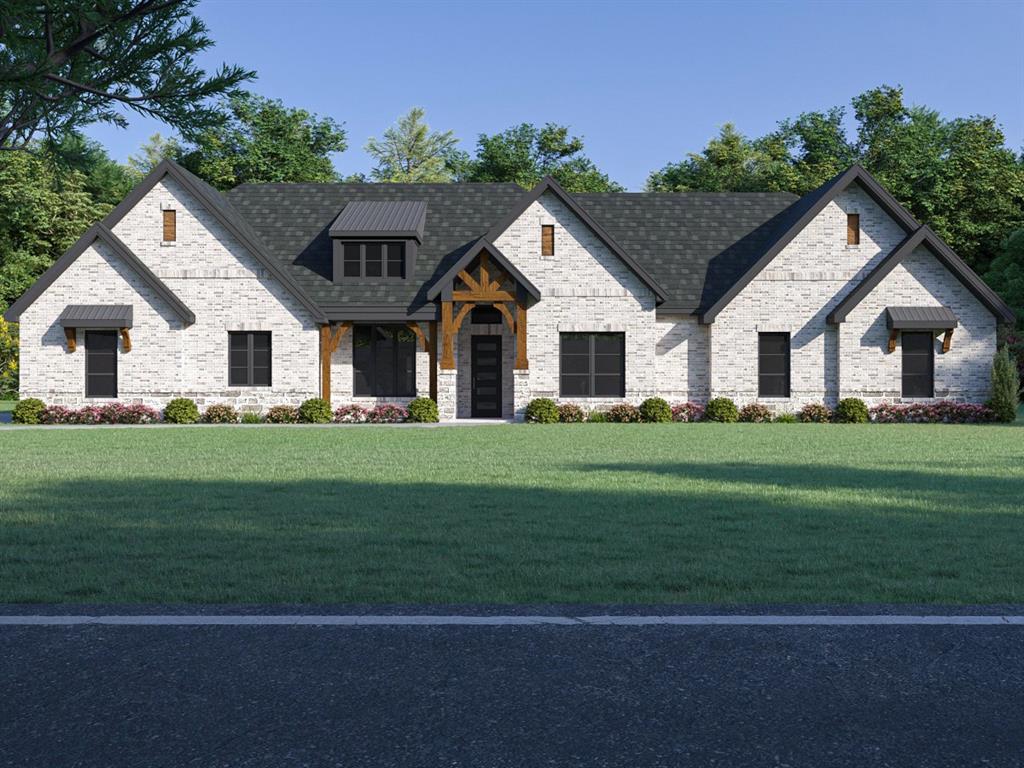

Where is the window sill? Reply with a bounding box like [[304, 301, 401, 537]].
[[160, 241, 176, 247]]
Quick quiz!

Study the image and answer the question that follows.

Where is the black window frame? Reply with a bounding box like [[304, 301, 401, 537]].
[[353, 324, 417, 397], [228, 331, 272, 387], [559, 332, 625, 398], [341, 241, 405, 279], [901, 331, 935, 398], [758, 332, 791, 398], [85, 330, 118, 398]]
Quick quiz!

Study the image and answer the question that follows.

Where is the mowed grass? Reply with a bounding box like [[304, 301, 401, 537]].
[[0, 421, 1022, 604]]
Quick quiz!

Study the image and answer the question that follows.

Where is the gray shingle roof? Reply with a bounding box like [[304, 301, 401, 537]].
[[330, 200, 427, 241]]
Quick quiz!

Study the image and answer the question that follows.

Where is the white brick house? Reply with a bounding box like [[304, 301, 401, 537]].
[[5, 161, 1013, 419]]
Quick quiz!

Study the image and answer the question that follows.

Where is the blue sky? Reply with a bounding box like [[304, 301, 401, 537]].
[[85, 0, 1024, 191]]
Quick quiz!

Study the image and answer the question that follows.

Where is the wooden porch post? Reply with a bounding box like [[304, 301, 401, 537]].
[[320, 322, 352, 402], [515, 292, 528, 370], [441, 300, 455, 369]]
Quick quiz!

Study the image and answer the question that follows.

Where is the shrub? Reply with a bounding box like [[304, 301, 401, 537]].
[[738, 403, 772, 423], [12, 397, 45, 424], [407, 397, 439, 423], [671, 402, 704, 422], [774, 412, 798, 423], [586, 409, 607, 423], [40, 405, 77, 425], [525, 398, 559, 424], [988, 346, 1020, 423], [798, 403, 832, 423], [704, 397, 738, 423], [606, 403, 642, 423], [298, 397, 332, 424], [203, 403, 239, 424], [639, 397, 672, 423], [265, 405, 299, 424], [75, 405, 104, 425], [835, 397, 869, 424], [164, 397, 200, 424], [558, 402, 586, 423], [241, 412, 262, 424], [103, 403, 160, 424], [367, 404, 408, 423], [334, 404, 369, 423], [870, 401, 996, 424]]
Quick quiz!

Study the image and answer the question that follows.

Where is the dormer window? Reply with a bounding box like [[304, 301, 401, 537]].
[[330, 200, 425, 283], [847, 213, 860, 245]]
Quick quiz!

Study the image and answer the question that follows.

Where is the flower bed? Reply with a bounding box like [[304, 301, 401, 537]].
[[869, 401, 996, 424], [40, 403, 160, 425]]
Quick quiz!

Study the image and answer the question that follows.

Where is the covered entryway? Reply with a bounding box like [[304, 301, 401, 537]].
[[471, 335, 502, 417]]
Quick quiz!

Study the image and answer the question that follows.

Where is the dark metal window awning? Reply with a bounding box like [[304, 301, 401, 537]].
[[59, 304, 133, 329], [330, 200, 427, 242], [886, 306, 958, 331]]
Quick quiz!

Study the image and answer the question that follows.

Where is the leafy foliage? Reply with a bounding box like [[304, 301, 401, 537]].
[[366, 404, 408, 423], [0, 316, 17, 398], [586, 410, 607, 423], [163, 398, 199, 424], [240, 411, 262, 424], [988, 346, 1020, 423], [557, 402, 586, 423], [265, 405, 299, 424], [0, 0, 253, 150], [798, 403, 833, 423], [407, 397, 439, 423], [671, 402, 705, 422], [525, 398, 559, 424], [12, 397, 44, 424], [298, 397, 333, 424], [869, 401, 996, 424], [639, 397, 672, 423], [365, 108, 462, 183], [605, 403, 642, 423], [704, 397, 739, 423], [985, 229, 1024, 325], [334, 404, 369, 423], [738, 403, 773, 423], [835, 398, 870, 424], [774, 413, 798, 423], [202, 403, 239, 424]]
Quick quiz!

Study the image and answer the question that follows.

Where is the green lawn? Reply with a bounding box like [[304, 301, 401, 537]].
[[0, 422, 1022, 604]]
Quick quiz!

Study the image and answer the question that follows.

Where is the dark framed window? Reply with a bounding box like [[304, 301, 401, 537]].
[[470, 306, 503, 324], [902, 332, 934, 398], [353, 325, 416, 396], [229, 332, 271, 387], [758, 332, 791, 398], [85, 330, 117, 398], [560, 333, 625, 397], [342, 242, 405, 278]]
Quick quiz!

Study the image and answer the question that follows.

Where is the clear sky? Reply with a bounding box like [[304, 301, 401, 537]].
[[84, 0, 1024, 191]]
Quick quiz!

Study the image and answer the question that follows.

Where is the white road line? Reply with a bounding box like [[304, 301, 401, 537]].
[[0, 615, 1021, 626]]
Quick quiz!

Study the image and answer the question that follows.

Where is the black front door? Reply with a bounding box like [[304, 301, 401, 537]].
[[471, 335, 502, 418]]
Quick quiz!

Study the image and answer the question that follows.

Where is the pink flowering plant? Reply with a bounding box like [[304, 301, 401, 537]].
[[671, 402, 704, 422], [333, 404, 369, 423], [39, 402, 161, 425], [869, 401, 996, 424], [366, 404, 409, 423]]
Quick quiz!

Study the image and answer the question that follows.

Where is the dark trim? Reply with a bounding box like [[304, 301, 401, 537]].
[[827, 226, 1015, 325], [885, 306, 958, 331], [323, 304, 438, 322], [558, 331, 626, 398], [330, 229, 423, 241], [700, 165, 921, 323], [59, 305, 134, 329], [4, 223, 195, 325], [483, 176, 668, 303], [228, 331, 272, 387], [101, 159, 329, 324], [757, 331, 791, 399], [425, 237, 541, 302]]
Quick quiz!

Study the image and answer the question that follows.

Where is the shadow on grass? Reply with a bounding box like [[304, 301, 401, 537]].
[[1, 466, 1021, 604]]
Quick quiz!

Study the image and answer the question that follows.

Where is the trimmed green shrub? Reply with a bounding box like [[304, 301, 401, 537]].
[[586, 410, 607, 423], [704, 397, 739, 423], [798, 402, 832, 423], [639, 397, 672, 423], [558, 402, 586, 423], [164, 397, 200, 424], [738, 403, 772, 423], [12, 397, 45, 424], [835, 397, 869, 423], [606, 403, 642, 423], [240, 411, 262, 424], [265, 405, 299, 424], [203, 403, 239, 424], [525, 398, 559, 424], [988, 346, 1020, 423], [298, 397, 332, 424], [408, 397, 439, 423], [774, 412, 798, 423]]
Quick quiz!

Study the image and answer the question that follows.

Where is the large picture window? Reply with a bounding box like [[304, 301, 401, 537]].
[[229, 332, 271, 387], [85, 330, 118, 398], [901, 332, 934, 398], [342, 242, 405, 278], [560, 333, 625, 397], [758, 332, 791, 397], [353, 325, 417, 396]]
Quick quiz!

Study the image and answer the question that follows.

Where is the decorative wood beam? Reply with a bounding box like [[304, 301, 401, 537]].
[[942, 328, 953, 353], [428, 320, 438, 400], [888, 329, 898, 353], [120, 328, 131, 353], [489, 266, 511, 292], [441, 300, 455, 369], [452, 290, 515, 303], [452, 302, 475, 335], [457, 270, 481, 293], [479, 252, 490, 293], [407, 321, 429, 352], [64, 327, 76, 352], [515, 297, 528, 370], [493, 301, 516, 333], [320, 322, 352, 402]]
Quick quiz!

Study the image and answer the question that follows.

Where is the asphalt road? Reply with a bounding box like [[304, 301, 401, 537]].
[[1, 613, 1022, 767]]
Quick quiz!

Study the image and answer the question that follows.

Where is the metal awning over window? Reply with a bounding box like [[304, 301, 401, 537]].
[[59, 304, 133, 329], [886, 306, 958, 331]]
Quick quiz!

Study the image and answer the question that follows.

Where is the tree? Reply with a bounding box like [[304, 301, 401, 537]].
[[175, 93, 347, 189], [986, 229, 1024, 328], [0, 0, 253, 150], [465, 123, 622, 192], [44, 131, 136, 204], [128, 132, 182, 178], [0, 316, 16, 398], [988, 345, 1020, 422], [365, 108, 463, 183]]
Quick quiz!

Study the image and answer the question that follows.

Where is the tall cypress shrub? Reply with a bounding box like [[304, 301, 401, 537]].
[[989, 346, 1020, 423]]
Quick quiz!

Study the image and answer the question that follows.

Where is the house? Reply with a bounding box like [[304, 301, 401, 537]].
[[3, 160, 1013, 421]]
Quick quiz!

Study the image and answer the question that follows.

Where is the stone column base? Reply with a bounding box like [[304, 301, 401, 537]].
[[513, 369, 530, 422], [437, 370, 458, 421]]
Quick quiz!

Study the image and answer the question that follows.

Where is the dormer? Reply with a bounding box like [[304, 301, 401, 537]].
[[330, 200, 425, 283]]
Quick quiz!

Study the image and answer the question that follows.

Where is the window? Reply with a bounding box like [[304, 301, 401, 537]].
[[901, 332, 934, 398], [229, 332, 271, 387], [162, 209, 176, 242], [353, 325, 416, 396], [758, 332, 791, 397], [847, 213, 860, 245], [342, 242, 405, 278], [560, 333, 625, 397], [471, 306, 502, 324], [85, 330, 117, 398], [541, 225, 555, 256]]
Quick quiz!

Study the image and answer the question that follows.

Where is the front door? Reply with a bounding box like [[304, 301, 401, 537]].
[[471, 335, 502, 418]]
